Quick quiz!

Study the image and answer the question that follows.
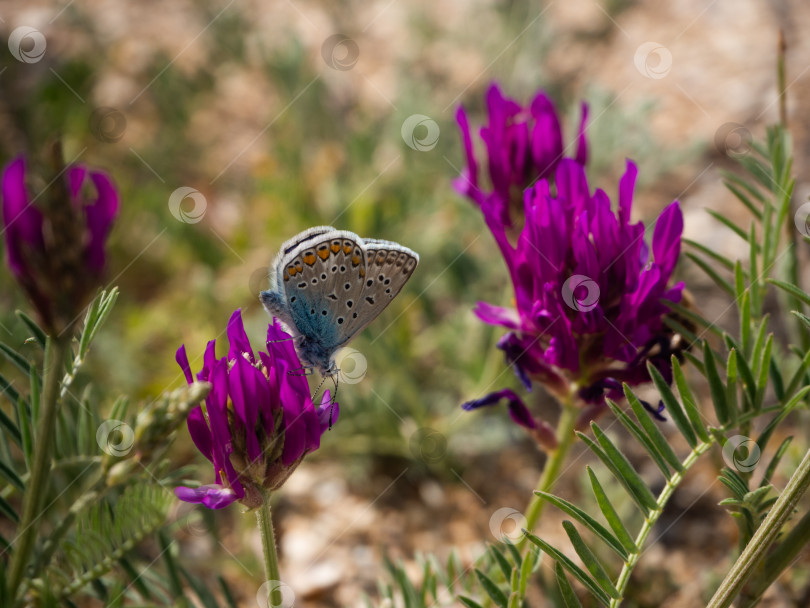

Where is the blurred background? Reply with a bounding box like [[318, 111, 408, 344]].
[[1, 0, 809, 605]]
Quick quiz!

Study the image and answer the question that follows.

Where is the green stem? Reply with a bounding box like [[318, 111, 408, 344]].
[[707, 447, 810, 608], [740, 506, 810, 606], [256, 492, 283, 607], [610, 442, 713, 606], [522, 399, 579, 536], [7, 337, 69, 602]]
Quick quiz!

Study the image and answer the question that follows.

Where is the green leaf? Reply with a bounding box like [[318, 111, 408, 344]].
[[587, 468, 637, 554], [621, 390, 683, 474], [768, 278, 810, 307], [748, 222, 760, 313], [581, 428, 658, 515], [685, 252, 734, 296], [740, 289, 752, 356], [504, 538, 522, 567], [723, 181, 763, 219], [519, 547, 539, 597], [15, 310, 46, 348], [671, 357, 710, 443], [159, 532, 183, 597], [555, 562, 584, 608], [458, 597, 485, 608], [0, 372, 23, 414], [761, 436, 793, 490], [726, 350, 739, 426], [18, 396, 34, 471], [0, 459, 24, 492], [664, 300, 722, 337], [706, 210, 759, 249], [535, 490, 628, 559], [607, 398, 671, 477], [219, 576, 238, 608], [474, 569, 508, 608], [703, 342, 729, 424], [733, 346, 758, 410], [524, 532, 610, 606], [0, 404, 22, 447], [683, 238, 737, 270], [647, 363, 699, 449], [785, 348, 810, 398], [562, 521, 621, 599], [0, 342, 33, 377], [489, 544, 512, 581], [118, 557, 151, 600], [754, 335, 773, 412], [177, 564, 219, 608], [0, 494, 19, 522]]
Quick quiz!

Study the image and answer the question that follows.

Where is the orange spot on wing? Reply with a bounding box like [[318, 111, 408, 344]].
[[287, 266, 297, 276], [343, 244, 353, 254], [359, 267, 365, 277], [351, 255, 361, 266], [331, 243, 341, 253], [303, 253, 317, 266], [317, 249, 330, 260]]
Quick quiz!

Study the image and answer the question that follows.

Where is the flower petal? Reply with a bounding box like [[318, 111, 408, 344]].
[[462, 388, 537, 429], [176, 345, 193, 384], [174, 484, 238, 509]]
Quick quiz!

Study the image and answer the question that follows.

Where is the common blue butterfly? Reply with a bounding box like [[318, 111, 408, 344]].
[[260, 226, 419, 377]]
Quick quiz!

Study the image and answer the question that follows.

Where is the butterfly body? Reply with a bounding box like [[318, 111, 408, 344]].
[[260, 226, 419, 376]]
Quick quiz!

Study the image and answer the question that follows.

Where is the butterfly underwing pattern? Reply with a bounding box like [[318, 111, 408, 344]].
[[260, 226, 419, 376]]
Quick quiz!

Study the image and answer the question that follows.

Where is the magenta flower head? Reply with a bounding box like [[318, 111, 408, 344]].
[[1, 154, 119, 334], [463, 158, 684, 436], [174, 309, 338, 509], [454, 82, 588, 231]]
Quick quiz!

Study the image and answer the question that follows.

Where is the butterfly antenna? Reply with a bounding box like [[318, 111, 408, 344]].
[[288, 366, 313, 376], [311, 374, 328, 403]]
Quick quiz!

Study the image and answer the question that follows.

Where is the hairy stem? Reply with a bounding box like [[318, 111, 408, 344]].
[[7, 337, 70, 603], [707, 447, 810, 608], [257, 492, 283, 607], [522, 398, 579, 536]]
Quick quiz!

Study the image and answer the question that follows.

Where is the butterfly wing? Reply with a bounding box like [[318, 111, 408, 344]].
[[262, 226, 338, 333], [276, 230, 367, 350], [335, 238, 419, 343]]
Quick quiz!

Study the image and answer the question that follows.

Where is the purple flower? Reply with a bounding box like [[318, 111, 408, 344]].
[[454, 83, 588, 232], [174, 309, 338, 509], [463, 158, 684, 430], [1, 156, 119, 333]]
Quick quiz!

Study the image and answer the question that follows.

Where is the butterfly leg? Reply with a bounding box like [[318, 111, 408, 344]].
[[288, 366, 314, 376], [328, 375, 339, 429]]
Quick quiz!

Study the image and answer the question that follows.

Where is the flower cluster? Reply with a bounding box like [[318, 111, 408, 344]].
[[457, 85, 684, 434], [175, 310, 337, 509], [454, 83, 588, 232], [1, 155, 119, 333]]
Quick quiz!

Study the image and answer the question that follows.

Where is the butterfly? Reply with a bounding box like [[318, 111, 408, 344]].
[[260, 226, 419, 377]]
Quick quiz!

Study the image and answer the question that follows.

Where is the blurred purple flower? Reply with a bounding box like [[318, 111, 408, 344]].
[[454, 83, 588, 231], [0, 156, 119, 333], [463, 158, 684, 429], [175, 309, 337, 510]]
